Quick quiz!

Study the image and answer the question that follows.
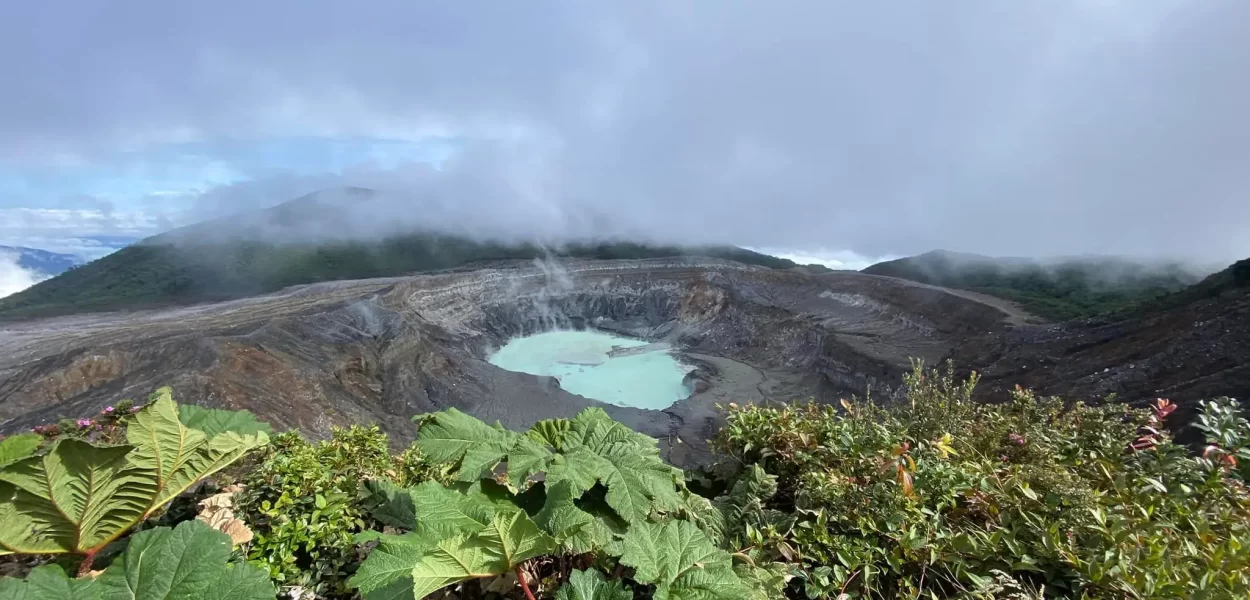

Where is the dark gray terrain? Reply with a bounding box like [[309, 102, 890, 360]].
[[4, 255, 1246, 464], [0, 257, 1017, 465]]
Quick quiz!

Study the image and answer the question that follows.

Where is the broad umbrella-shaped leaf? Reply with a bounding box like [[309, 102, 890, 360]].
[[562, 409, 658, 456], [620, 521, 747, 600], [504, 436, 553, 492], [704, 465, 781, 547], [549, 442, 681, 524], [410, 482, 510, 538], [0, 522, 274, 600], [0, 434, 42, 469], [555, 569, 633, 600], [360, 479, 417, 530], [127, 391, 269, 515], [654, 569, 749, 600], [348, 533, 430, 600], [541, 409, 682, 523], [415, 409, 518, 466], [96, 520, 274, 599], [177, 399, 272, 437], [408, 511, 555, 599], [0, 565, 99, 599], [526, 418, 571, 449], [734, 563, 790, 600], [352, 511, 556, 600], [0, 440, 152, 555], [417, 410, 553, 490], [535, 481, 622, 555]]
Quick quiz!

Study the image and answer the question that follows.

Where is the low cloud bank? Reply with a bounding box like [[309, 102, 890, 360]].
[[0, 252, 44, 299]]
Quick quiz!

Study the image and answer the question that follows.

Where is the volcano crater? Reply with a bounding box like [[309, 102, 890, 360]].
[[0, 257, 1015, 466]]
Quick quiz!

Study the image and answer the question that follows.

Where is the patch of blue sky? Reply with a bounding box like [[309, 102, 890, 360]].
[[0, 135, 459, 210]]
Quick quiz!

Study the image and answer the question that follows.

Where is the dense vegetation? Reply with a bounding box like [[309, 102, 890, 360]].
[[2, 367, 1248, 599], [1140, 255, 1250, 313], [0, 235, 796, 320], [862, 250, 1202, 321]]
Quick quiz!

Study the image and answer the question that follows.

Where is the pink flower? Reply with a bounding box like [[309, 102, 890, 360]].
[[76, 418, 92, 428], [102, 406, 115, 414], [1008, 433, 1026, 446], [130, 406, 142, 414]]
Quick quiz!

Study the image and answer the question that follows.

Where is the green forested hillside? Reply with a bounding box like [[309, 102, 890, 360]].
[[0, 187, 801, 319], [0, 235, 794, 320], [862, 250, 1202, 321]]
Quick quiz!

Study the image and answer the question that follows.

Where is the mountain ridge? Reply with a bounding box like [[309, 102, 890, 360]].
[[0, 188, 798, 320], [0, 245, 82, 277], [862, 249, 1206, 321]]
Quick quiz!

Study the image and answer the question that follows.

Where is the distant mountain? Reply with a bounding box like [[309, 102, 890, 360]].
[[862, 249, 1204, 321], [0, 188, 797, 320], [0, 246, 82, 277]]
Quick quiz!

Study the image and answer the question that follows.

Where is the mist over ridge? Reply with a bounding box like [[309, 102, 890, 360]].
[[4, 2, 1250, 268]]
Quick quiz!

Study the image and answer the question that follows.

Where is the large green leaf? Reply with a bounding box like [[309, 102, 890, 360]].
[[360, 479, 417, 530], [0, 391, 268, 558], [415, 409, 518, 466], [549, 443, 681, 524], [0, 435, 42, 469], [539, 409, 683, 524], [555, 569, 633, 600], [0, 440, 152, 554], [702, 465, 784, 547], [126, 391, 269, 515], [96, 520, 274, 599], [352, 511, 556, 600], [348, 533, 430, 600], [562, 408, 659, 456], [0, 565, 99, 599], [177, 400, 272, 437], [410, 482, 509, 539], [504, 435, 553, 492], [417, 410, 555, 491], [734, 563, 790, 600], [408, 511, 555, 599], [620, 521, 747, 600], [0, 522, 274, 600], [526, 418, 571, 450], [536, 481, 622, 555]]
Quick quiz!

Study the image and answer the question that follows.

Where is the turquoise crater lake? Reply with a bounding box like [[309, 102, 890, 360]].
[[488, 330, 693, 410]]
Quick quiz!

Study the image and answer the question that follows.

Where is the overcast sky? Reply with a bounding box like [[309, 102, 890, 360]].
[[2, 1, 1248, 268]]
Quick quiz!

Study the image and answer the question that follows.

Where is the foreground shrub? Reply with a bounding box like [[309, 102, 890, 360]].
[[0, 520, 275, 599], [350, 407, 778, 600], [235, 425, 447, 598], [713, 361, 1250, 599], [0, 388, 270, 575]]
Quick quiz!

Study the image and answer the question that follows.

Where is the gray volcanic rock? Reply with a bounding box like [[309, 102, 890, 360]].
[[0, 257, 1018, 466]]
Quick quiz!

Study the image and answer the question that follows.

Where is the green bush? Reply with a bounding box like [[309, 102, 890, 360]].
[[235, 425, 447, 598], [713, 362, 1250, 599], [0, 389, 269, 575], [3, 370, 1247, 600], [349, 407, 779, 600]]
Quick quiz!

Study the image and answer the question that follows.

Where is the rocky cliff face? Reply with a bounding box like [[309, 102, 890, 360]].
[[0, 258, 1016, 465]]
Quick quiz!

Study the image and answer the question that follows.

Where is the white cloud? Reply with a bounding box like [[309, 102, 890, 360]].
[[0, 207, 161, 241], [748, 248, 893, 272], [0, 251, 44, 298]]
